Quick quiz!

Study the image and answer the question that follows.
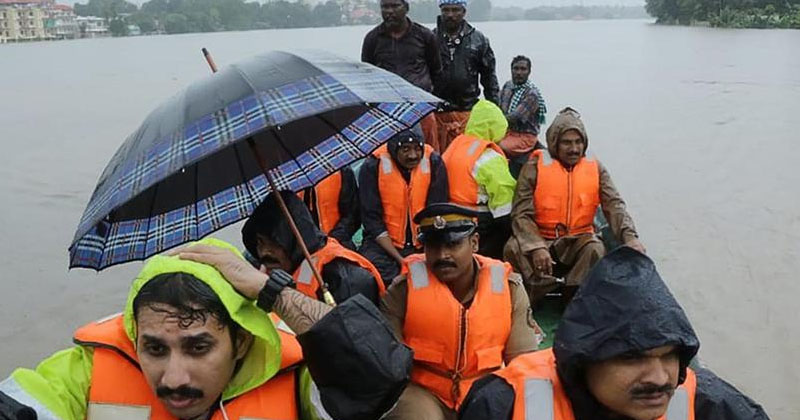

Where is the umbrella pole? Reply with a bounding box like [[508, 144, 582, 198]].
[[247, 138, 337, 306], [201, 48, 335, 306]]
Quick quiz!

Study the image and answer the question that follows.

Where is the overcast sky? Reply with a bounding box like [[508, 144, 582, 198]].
[[64, 0, 645, 8]]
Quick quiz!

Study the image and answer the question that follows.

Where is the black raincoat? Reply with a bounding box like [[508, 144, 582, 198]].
[[459, 247, 770, 420], [242, 191, 380, 304]]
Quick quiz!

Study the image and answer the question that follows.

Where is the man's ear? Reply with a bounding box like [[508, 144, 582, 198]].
[[234, 330, 254, 361], [470, 232, 480, 252]]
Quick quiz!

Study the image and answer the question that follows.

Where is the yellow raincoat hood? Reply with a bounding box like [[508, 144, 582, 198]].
[[464, 100, 508, 143], [122, 237, 282, 400]]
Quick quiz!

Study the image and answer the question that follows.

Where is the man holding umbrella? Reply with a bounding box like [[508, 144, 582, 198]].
[[242, 191, 385, 304], [381, 203, 541, 420], [0, 238, 411, 420], [358, 127, 450, 284]]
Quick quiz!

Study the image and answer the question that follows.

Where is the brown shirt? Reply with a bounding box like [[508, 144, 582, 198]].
[[511, 154, 639, 253], [379, 258, 539, 362]]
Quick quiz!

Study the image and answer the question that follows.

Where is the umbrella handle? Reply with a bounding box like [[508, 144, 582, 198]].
[[201, 48, 334, 306], [247, 138, 337, 307]]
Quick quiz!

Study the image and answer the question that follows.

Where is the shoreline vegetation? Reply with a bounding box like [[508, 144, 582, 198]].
[[645, 0, 800, 28], [69, 0, 650, 37]]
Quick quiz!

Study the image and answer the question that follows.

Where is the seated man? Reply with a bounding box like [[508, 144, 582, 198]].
[[460, 247, 770, 420], [442, 99, 516, 260], [498, 55, 547, 179], [504, 107, 645, 305], [299, 166, 361, 250], [381, 203, 540, 420], [242, 191, 384, 305], [358, 127, 449, 284], [0, 238, 411, 420]]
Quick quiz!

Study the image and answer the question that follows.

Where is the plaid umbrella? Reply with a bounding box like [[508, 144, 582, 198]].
[[70, 50, 440, 270]]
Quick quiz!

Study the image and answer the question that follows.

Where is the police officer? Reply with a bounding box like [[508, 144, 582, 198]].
[[381, 203, 541, 420]]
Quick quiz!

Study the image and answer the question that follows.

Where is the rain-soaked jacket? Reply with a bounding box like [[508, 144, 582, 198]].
[[0, 238, 315, 420], [0, 238, 411, 420], [242, 191, 381, 304], [433, 18, 499, 111], [509, 108, 638, 253], [459, 247, 770, 420]]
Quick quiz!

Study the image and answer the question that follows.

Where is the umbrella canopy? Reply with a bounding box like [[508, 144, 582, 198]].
[[70, 50, 440, 270]]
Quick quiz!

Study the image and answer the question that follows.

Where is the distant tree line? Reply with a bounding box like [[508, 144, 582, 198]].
[[645, 0, 800, 28], [492, 5, 648, 21]]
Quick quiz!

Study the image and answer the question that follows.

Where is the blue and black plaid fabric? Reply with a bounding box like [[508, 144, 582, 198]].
[[70, 67, 437, 270]]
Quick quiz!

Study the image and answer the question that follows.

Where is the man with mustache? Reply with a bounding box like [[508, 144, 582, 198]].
[[504, 107, 645, 306], [433, 0, 499, 151], [362, 0, 442, 151], [498, 55, 548, 178], [459, 247, 770, 420], [0, 238, 412, 420], [358, 127, 449, 284], [380, 203, 541, 420], [241, 191, 385, 305]]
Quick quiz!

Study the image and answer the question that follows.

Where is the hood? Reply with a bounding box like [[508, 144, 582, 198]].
[[464, 99, 508, 143], [553, 247, 700, 419], [241, 191, 326, 271], [122, 237, 282, 401], [544, 107, 588, 159]]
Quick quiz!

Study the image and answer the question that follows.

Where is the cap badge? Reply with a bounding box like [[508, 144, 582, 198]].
[[433, 216, 447, 230]]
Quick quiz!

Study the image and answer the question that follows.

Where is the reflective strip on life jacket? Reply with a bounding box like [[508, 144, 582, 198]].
[[497, 348, 696, 420], [533, 150, 600, 239], [442, 134, 505, 210], [374, 144, 433, 249], [293, 238, 385, 298], [402, 254, 512, 410]]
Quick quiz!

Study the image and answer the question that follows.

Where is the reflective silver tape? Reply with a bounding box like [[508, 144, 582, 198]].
[[420, 155, 430, 174], [540, 152, 553, 166], [666, 387, 689, 420], [409, 261, 429, 289], [467, 140, 481, 156], [88, 403, 151, 420], [523, 378, 554, 420], [490, 264, 505, 294], [0, 377, 60, 420], [297, 257, 318, 285], [381, 155, 393, 174]]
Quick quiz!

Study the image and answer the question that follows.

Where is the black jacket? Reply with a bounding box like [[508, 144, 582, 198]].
[[433, 18, 499, 111], [242, 191, 380, 304], [459, 247, 770, 420]]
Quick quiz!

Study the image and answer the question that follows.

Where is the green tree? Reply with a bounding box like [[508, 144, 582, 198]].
[[74, 0, 137, 18], [108, 17, 129, 35], [312, 0, 342, 27]]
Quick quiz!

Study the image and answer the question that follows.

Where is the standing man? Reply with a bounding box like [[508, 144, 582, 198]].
[[442, 99, 516, 260], [299, 166, 360, 250], [242, 191, 385, 305], [460, 247, 770, 420], [504, 107, 645, 305], [433, 0, 500, 151], [499, 55, 547, 178], [0, 238, 412, 420], [358, 128, 449, 284], [362, 0, 443, 150], [381, 203, 541, 420]]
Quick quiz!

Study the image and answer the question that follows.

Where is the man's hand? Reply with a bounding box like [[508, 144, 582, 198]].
[[530, 248, 553, 277], [625, 238, 646, 254], [172, 244, 268, 300]]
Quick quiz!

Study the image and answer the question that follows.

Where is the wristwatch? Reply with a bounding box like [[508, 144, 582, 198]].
[[256, 269, 296, 312]]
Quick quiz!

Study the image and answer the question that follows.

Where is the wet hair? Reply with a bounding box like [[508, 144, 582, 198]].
[[511, 55, 531, 69], [133, 272, 241, 346]]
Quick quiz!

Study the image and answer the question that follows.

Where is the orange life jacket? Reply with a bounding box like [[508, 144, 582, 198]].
[[73, 314, 303, 420], [373, 144, 433, 249], [402, 253, 512, 410], [494, 348, 696, 420], [442, 134, 506, 211], [533, 150, 600, 239], [293, 237, 386, 298], [298, 172, 343, 235]]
